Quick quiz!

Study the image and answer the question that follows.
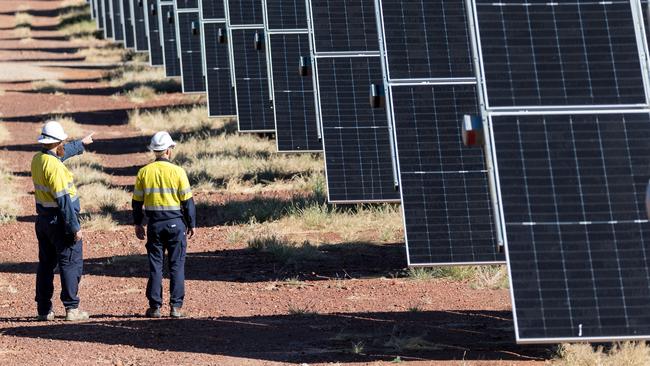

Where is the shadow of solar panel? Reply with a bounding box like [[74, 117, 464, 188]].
[[204, 22, 237, 116], [160, 2, 181, 76], [381, 0, 473, 79], [145, 0, 164, 65], [133, 0, 149, 51], [475, 0, 646, 107], [228, 0, 264, 25], [492, 113, 650, 342], [317, 57, 399, 202], [266, 0, 308, 30], [122, 0, 135, 47], [310, 0, 378, 52], [104, 0, 114, 38], [231, 28, 275, 131], [176, 0, 198, 8], [201, 0, 226, 19], [111, 0, 125, 41], [269, 33, 320, 151], [177, 11, 206, 92], [392, 85, 501, 265]]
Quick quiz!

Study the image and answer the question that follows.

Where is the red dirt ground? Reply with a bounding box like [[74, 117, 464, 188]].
[[0, 1, 553, 365]]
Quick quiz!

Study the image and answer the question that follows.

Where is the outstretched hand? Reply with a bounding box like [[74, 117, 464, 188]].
[[81, 132, 95, 145]]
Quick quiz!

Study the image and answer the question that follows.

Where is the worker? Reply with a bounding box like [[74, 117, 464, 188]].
[[132, 131, 196, 318], [31, 120, 94, 321]]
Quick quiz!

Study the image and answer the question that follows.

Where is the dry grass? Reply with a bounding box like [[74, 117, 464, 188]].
[[553, 342, 650, 366], [248, 235, 322, 265], [108, 63, 179, 92], [15, 12, 33, 27], [80, 213, 119, 231], [0, 123, 9, 143], [124, 86, 159, 104], [77, 183, 130, 213], [58, 7, 96, 39], [0, 163, 20, 224], [67, 165, 111, 186], [14, 26, 31, 39], [407, 265, 509, 289], [128, 106, 216, 134], [78, 45, 126, 63], [63, 151, 102, 171], [31, 79, 65, 94]]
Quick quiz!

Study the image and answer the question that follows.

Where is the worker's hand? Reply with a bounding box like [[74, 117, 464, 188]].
[[81, 132, 95, 145], [186, 227, 195, 240], [74, 230, 83, 242], [135, 225, 146, 240]]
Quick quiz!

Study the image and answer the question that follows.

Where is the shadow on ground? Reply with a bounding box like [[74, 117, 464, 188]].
[[2, 310, 551, 363]]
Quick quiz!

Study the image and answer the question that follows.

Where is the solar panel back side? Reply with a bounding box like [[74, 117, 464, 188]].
[[204, 21, 237, 116], [121, 0, 135, 47], [132, 0, 149, 51], [145, 0, 165, 65], [177, 10, 206, 92], [160, 2, 181, 76]]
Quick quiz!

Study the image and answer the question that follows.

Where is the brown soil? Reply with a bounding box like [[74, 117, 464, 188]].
[[0, 1, 553, 365]]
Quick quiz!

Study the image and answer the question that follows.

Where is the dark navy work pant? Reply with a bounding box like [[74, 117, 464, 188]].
[[146, 218, 187, 308], [35, 216, 83, 315]]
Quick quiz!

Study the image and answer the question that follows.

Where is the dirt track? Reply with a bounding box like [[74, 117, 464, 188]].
[[0, 1, 552, 365]]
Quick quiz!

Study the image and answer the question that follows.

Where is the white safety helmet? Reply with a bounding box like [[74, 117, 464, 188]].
[[148, 131, 177, 151], [37, 120, 68, 144]]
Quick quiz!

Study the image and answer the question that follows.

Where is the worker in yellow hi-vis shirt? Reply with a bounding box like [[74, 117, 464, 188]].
[[132, 131, 196, 319], [31, 120, 94, 322]]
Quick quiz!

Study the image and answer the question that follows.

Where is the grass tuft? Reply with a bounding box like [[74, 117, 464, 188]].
[[129, 106, 222, 135], [14, 26, 31, 39], [553, 342, 650, 366], [77, 183, 130, 214], [58, 7, 97, 39], [0, 163, 20, 224], [407, 265, 509, 290], [15, 12, 33, 27], [108, 63, 180, 93], [125, 86, 159, 104], [80, 213, 119, 231], [248, 235, 322, 265], [0, 123, 9, 143], [32, 80, 65, 94]]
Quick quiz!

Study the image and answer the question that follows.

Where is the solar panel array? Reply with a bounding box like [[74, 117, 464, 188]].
[[200, 0, 236, 116], [227, 0, 275, 132], [307, 0, 399, 203], [145, 0, 164, 65], [375, 0, 503, 265], [159, 1, 182, 76], [92, 0, 650, 345], [471, 0, 650, 343], [263, 0, 321, 152]]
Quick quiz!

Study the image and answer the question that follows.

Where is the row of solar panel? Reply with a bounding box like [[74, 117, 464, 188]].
[[91, 0, 650, 344]]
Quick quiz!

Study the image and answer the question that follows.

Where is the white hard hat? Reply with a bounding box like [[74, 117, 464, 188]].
[[148, 131, 176, 151], [38, 120, 68, 144]]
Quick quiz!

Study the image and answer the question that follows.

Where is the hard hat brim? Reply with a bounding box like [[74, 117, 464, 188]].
[[148, 141, 177, 151], [37, 135, 63, 144]]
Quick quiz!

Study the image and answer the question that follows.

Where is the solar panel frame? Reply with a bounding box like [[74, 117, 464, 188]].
[[374, 0, 504, 266], [306, 0, 400, 203], [262, 0, 321, 152], [121, 0, 135, 48], [111, 0, 125, 42], [159, 1, 182, 76], [175, 8, 206, 93], [144, 0, 165, 65], [131, 0, 150, 51], [226, 0, 276, 132], [91, 0, 97, 19], [96, 0, 105, 30], [466, 0, 650, 343]]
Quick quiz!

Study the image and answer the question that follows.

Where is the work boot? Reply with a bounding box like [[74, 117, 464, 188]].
[[65, 308, 89, 321], [170, 307, 183, 318], [36, 310, 55, 321], [145, 307, 161, 318]]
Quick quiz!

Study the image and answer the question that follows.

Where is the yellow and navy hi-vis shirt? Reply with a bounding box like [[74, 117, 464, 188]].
[[31, 141, 85, 234], [132, 159, 196, 227]]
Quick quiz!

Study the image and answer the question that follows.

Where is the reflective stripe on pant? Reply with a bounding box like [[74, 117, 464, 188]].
[[146, 218, 186, 308], [34, 216, 83, 315]]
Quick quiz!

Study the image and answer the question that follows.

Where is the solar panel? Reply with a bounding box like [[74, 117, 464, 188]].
[[474, 0, 647, 109], [132, 0, 149, 51], [121, 0, 135, 48], [176, 0, 198, 8], [91, 0, 97, 19], [96, 0, 105, 29], [263, 0, 320, 152], [307, 0, 399, 202], [111, 0, 125, 41], [200, 0, 226, 20], [375, 0, 503, 265], [203, 21, 237, 116], [159, 1, 182, 76], [103, 0, 114, 38], [176, 9, 206, 93], [226, 0, 275, 132], [229, 28, 275, 131], [145, 0, 165, 65], [469, 0, 650, 342]]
